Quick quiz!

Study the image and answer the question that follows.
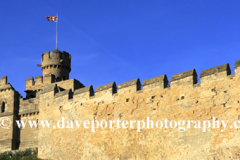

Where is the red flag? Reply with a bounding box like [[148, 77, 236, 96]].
[[46, 16, 57, 22]]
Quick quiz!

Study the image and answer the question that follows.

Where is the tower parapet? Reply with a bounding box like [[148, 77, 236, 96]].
[[41, 50, 71, 81]]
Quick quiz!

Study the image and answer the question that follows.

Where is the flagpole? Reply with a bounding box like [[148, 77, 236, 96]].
[[56, 12, 58, 50]]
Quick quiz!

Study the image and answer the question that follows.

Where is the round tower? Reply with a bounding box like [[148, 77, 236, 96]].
[[41, 50, 71, 80]]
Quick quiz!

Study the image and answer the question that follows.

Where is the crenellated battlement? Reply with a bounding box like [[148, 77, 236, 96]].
[[0, 76, 15, 92], [36, 58, 240, 160], [200, 64, 231, 78], [38, 60, 240, 107], [26, 75, 54, 91], [25, 74, 84, 98], [41, 50, 71, 67], [142, 74, 168, 90], [0, 76, 7, 85], [95, 82, 117, 96], [74, 85, 94, 97]]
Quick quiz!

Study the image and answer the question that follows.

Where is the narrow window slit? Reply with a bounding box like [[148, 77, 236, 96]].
[[1, 102, 5, 113]]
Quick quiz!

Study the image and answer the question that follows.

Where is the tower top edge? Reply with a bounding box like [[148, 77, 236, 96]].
[[42, 50, 70, 56]]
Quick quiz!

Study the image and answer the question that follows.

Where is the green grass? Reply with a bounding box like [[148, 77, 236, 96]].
[[0, 148, 43, 160]]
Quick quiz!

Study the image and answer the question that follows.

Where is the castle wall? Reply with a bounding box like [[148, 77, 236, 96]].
[[0, 77, 20, 152], [19, 78, 83, 150], [0, 50, 85, 154], [54, 79, 84, 91], [26, 77, 83, 93], [37, 61, 240, 160], [19, 97, 39, 150], [18, 113, 39, 150]]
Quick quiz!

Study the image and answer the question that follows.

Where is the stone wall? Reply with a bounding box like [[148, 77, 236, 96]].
[[19, 96, 39, 150], [19, 78, 84, 151], [2, 58, 240, 159], [0, 76, 20, 152], [37, 61, 240, 159], [26, 77, 83, 93]]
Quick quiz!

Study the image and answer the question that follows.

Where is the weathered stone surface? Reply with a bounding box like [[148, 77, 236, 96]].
[[200, 63, 231, 78], [235, 60, 240, 68], [36, 67, 240, 159], [118, 78, 140, 89], [41, 50, 71, 80], [41, 84, 57, 94], [0, 78, 20, 151], [55, 89, 72, 98], [0, 76, 7, 85], [75, 85, 94, 96], [26, 77, 34, 81], [95, 82, 117, 93], [35, 76, 43, 79], [2, 50, 240, 160], [170, 69, 197, 82], [0, 84, 13, 91], [142, 74, 168, 87], [0, 112, 14, 117]]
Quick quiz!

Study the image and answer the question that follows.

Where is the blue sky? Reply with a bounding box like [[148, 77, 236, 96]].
[[1, 1, 240, 96]]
